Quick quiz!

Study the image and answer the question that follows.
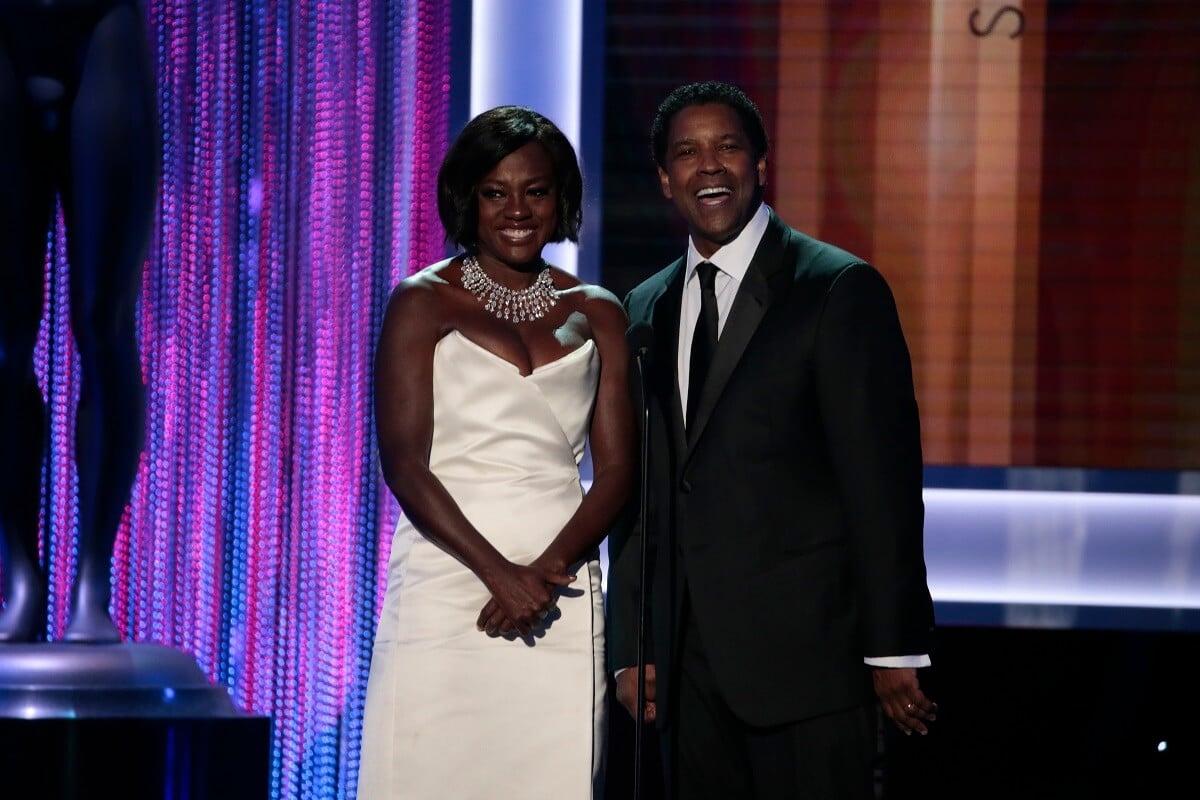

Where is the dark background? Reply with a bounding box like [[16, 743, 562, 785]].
[[599, 0, 1200, 473]]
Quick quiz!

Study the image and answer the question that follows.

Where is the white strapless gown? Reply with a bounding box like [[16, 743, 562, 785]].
[[357, 330, 607, 800]]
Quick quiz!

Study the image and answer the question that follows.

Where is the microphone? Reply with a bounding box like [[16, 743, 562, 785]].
[[627, 321, 654, 361], [625, 320, 653, 800]]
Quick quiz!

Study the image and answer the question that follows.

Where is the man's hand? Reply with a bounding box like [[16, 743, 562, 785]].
[[873, 667, 937, 735], [615, 664, 656, 724]]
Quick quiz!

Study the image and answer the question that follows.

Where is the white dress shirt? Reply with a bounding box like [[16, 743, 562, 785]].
[[677, 203, 770, 415]]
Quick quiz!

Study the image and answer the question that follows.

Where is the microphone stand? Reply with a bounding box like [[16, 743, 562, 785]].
[[632, 338, 651, 800]]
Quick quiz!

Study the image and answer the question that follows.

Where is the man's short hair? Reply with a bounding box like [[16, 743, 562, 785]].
[[650, 81, 769, 168]]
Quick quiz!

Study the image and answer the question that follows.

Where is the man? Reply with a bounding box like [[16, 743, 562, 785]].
[[606, 81, 937, 799]]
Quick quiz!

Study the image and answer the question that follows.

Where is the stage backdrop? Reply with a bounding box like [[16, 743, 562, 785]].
[[31, 1, 451, 797], [602, 0, 1200, 476]]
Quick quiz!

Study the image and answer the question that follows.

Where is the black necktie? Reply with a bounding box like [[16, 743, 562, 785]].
[[687, 261, 719, 431]]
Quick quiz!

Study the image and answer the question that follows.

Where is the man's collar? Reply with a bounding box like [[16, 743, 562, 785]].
[[685, 203, 770, 283]]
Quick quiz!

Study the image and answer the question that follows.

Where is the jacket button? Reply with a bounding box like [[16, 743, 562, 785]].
[[680, 480, 693, 493]]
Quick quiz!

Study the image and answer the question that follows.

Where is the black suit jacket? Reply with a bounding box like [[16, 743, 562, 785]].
[[607, 210, 935, 728]]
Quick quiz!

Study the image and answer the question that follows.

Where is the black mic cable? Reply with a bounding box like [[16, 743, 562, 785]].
[[626, 321, 654, 800]]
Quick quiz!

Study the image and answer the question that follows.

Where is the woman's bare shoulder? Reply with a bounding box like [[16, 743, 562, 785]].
[[556, 281, 626, 342], [384, 259, 460, 326]]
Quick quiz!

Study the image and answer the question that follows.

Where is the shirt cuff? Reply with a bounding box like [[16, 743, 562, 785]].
[[864, 654, 931, 668]]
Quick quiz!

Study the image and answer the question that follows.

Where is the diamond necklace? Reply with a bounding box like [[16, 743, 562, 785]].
[[460, 255, 557, 323]]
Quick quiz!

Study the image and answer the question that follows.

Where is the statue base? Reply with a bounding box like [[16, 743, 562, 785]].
[[0, 643, 270, 799]]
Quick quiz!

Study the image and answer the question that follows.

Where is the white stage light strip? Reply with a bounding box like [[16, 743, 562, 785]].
[[925, 488, 1200, 611], [471, 0, 583, 275], [598, 486, 1200, 629]]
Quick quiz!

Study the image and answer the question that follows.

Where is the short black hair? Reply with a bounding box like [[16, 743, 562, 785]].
[[437, 106, 583, 250], [650, 81, 769, 168]]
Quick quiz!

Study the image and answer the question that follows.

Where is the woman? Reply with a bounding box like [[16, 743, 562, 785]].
[[358, 106, 633, 799]]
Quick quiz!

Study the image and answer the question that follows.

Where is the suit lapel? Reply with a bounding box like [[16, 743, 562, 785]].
[[686, 214, 794, 449], [649, 259, 688, 453]]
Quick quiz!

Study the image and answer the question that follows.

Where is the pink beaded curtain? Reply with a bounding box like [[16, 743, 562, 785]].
[[34, 1, 451, 796]]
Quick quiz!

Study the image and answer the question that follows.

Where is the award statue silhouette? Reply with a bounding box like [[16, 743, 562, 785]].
[[0, 9, 269, 793], [0, 0, 157, 644]]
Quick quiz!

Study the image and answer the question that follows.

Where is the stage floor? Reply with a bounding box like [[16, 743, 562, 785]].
[[605, 622, 1200, 799]]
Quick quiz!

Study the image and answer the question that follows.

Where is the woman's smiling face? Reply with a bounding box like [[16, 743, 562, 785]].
[[474, 141, 559, 271]]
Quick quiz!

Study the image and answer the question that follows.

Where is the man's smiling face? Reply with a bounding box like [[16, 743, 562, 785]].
[[657, 102, 767, 259]]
